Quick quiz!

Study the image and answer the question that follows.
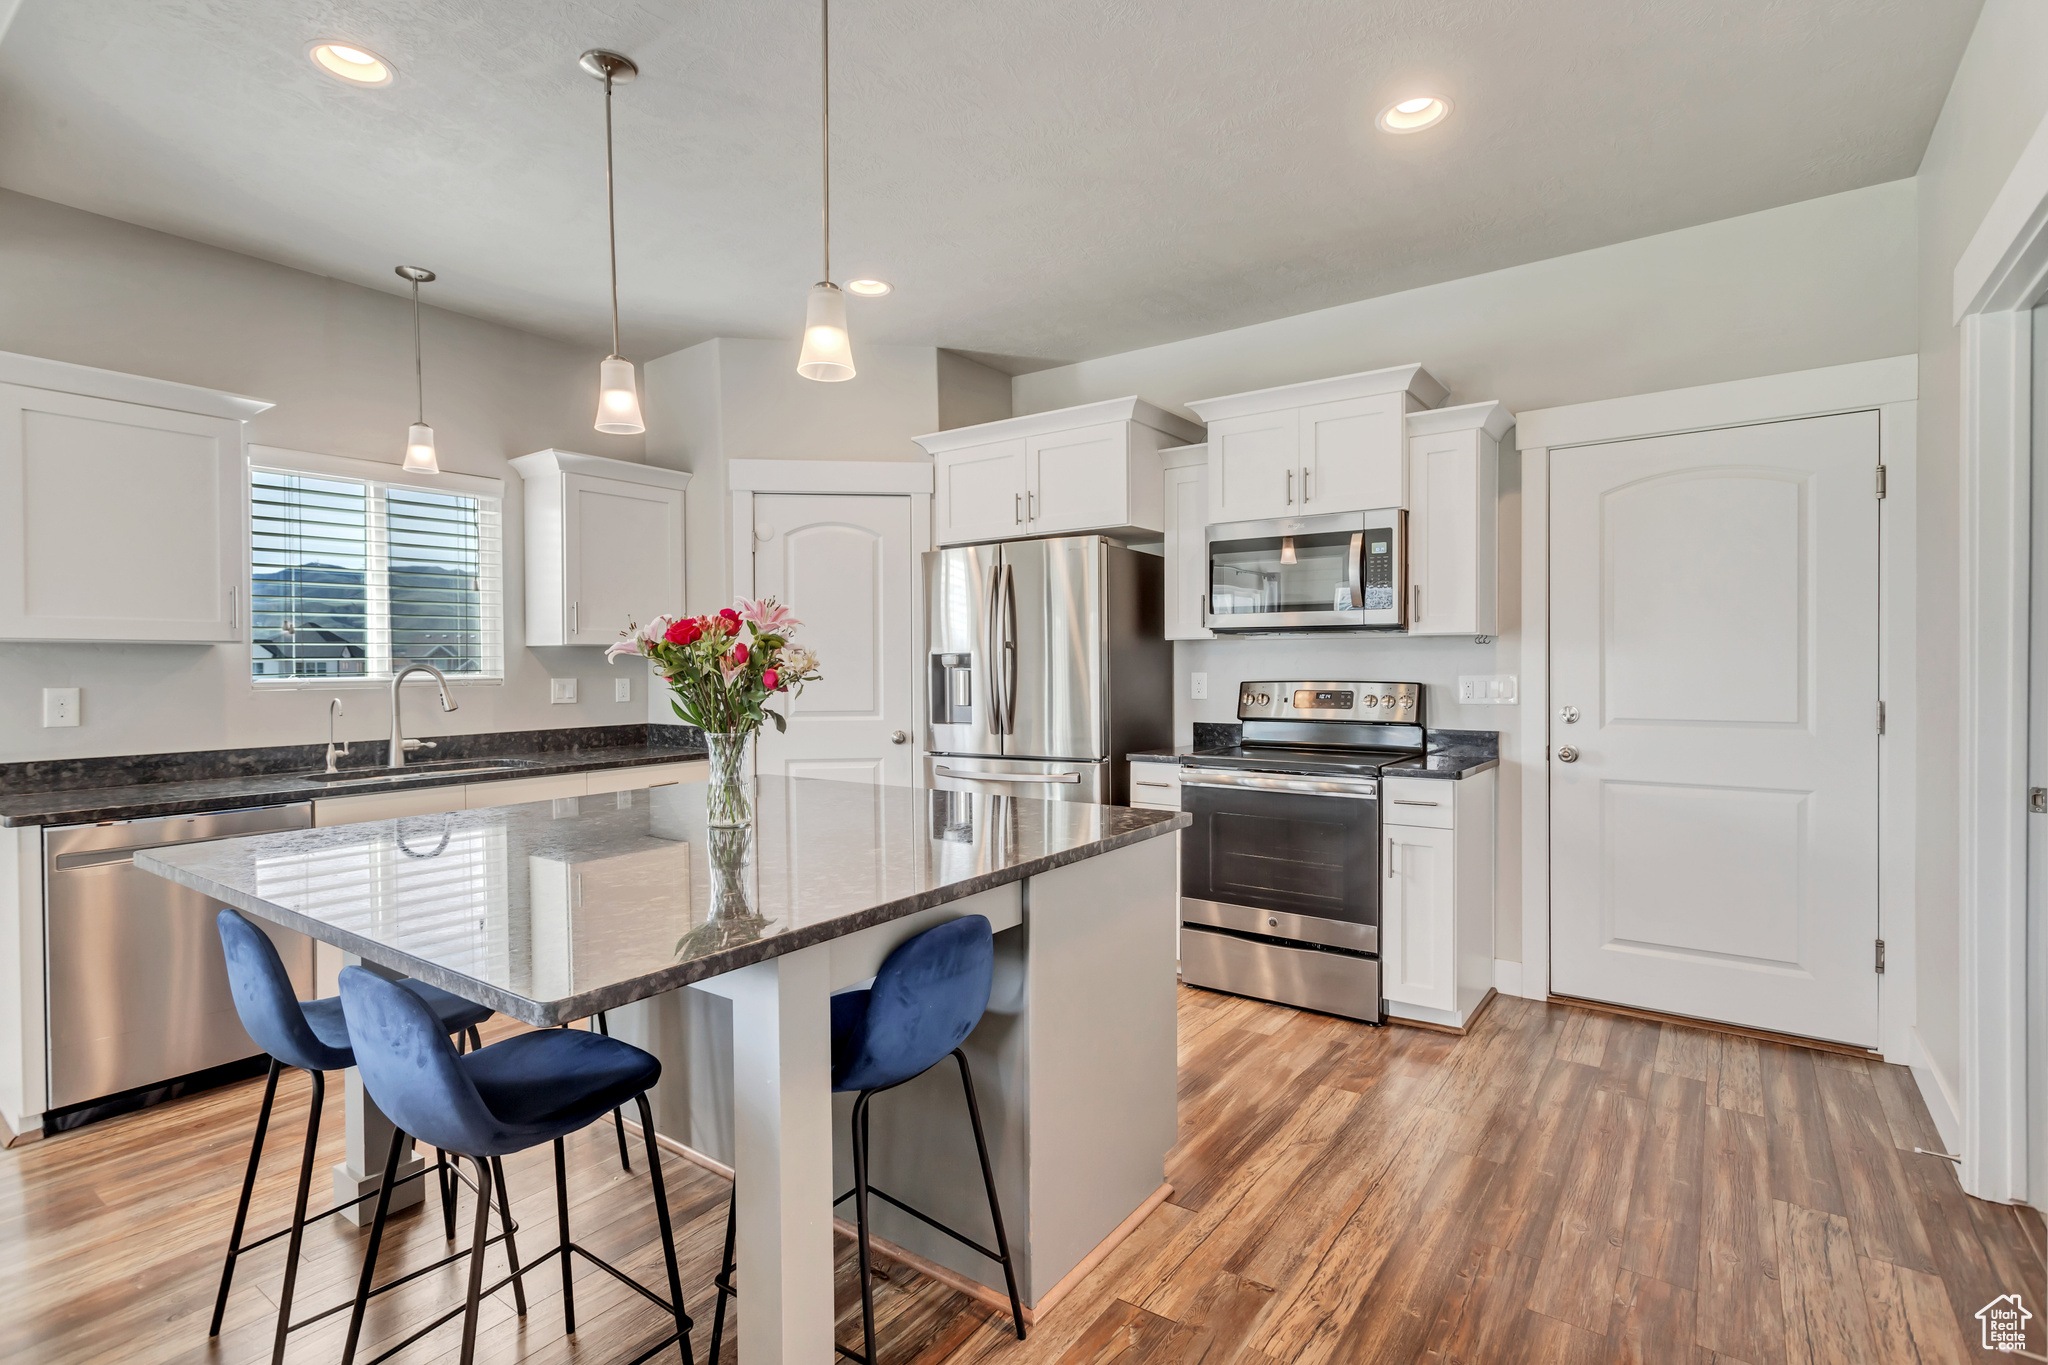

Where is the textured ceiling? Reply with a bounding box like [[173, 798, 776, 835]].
[[0, 0, 1980, 371]]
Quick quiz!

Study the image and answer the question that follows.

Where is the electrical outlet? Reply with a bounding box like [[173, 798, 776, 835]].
[[614, 677, 632, 702], [1190, 672, 1208, 700], [42, 687, 79, 727], [1456, 674, 1518, 705], [550, 678, 579, 704]]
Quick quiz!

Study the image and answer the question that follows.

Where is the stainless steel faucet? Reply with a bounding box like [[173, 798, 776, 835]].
[[388, 662, 458, 769], [326, 698, 350, 774]]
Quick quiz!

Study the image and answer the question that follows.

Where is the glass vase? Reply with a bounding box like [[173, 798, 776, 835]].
[[702, 729, 756, 828]]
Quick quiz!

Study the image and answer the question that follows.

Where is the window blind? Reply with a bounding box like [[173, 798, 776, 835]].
[[251, 465, 503, 682]]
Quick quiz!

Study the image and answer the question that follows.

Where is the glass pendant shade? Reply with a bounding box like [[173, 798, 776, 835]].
[[403, 422, 439, 474], [797, 282, 855, 382], [595, 355, 646, 434]]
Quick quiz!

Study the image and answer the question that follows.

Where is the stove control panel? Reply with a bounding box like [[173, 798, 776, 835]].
[[1237, 679, 1423, 723]]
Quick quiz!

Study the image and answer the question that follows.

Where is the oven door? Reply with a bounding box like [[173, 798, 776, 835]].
[[1178, 766, 1380, 952], [1205, 509, 1404, 632]]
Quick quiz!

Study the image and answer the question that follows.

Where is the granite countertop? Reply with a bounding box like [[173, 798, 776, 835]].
[[0, 736, 707, 828], [1379, 748, 1499, 780], [137, 778, 1187, 1026], [1137, 726, 1499, 781], [1125, 745, 1201, 763]]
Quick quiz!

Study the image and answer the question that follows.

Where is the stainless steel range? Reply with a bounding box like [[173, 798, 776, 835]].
[[1177, 680, 1427, 1023]]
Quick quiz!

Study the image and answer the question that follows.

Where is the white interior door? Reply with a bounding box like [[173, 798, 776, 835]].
[[752, 494, 915, 787], [2028, 304, 2048, 1208], [1548, 411, 1881, 1046]]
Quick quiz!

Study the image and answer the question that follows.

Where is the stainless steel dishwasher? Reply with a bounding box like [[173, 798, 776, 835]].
[[44, 803, 314, 1116]]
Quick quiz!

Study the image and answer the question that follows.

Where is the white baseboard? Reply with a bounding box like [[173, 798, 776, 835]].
[[1908, 1026, 1963, 1156], [1494, 959, 1524, 998]]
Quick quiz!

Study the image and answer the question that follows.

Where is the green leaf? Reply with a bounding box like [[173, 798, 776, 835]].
[[769, 709, 787, 733]]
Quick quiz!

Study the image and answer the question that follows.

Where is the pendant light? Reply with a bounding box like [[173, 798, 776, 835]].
[[581, 49, 646, 434], [395, 266, 439, 473], [796, 0, 855, 382]]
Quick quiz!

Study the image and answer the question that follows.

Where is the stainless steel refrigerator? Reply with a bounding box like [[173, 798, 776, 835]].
[[923, 535, 1172, 804]]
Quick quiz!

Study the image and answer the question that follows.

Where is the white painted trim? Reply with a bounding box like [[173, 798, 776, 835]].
[[1493, 958, 1524, 997], [250, 445, 505, 498], [1518, 439, 1551, 1002], [727, 459, 931, 495], [1876, 402, 1921, 1068], [1955, 103, 2048, 321], [1514, 355, 1917, 452], [0, 348, 272, 419], [912, 396, 1202, 453], [1958, 310, 2033, 1203], [730, 491, 756, 601], [1408, 399, 1513, 441], [1911, 1026, 1964, 1157], [1186, 363, 1447, 422], [509, 448, 691, 491], [1160, 443, 1208, 470]]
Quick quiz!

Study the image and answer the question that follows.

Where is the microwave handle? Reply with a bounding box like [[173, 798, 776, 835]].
[[1348, 532, 1364, 616]]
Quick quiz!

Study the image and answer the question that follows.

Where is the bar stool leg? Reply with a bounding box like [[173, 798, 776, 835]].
[[340, 1127, 409, 1365], [488, 1154, 528, 1316], [211, 1057, 282, 1337], [553, 1138, 576, 1334], [708, 1183, 736, 1364], [851, 1092, 880, 1365], [267, 1069, 325, 1365], [456, 1155, 495, 1365], [597, 1012, 632, 1171], [437, 1146, 458, 1241], [634, 1092, 694, 1365], [953, 1050, 1025, 1339]]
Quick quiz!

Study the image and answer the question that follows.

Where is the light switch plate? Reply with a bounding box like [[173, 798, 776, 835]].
[[614, 677, 632, 702], [1456, 674, 1518, 705], [1190, 672, 1208, 700], [550, 678, 578, 704], [42, 687, 79, 727]]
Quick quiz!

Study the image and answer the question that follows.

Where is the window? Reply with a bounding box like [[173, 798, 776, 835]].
[[250, 456, 503, 683]]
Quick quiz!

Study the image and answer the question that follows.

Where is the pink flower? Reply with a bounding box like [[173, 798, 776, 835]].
[[763, 668, 780, 690], [729, 642, 749, 667], [716, 608, 741, 636], [737, 597, 801, 634]]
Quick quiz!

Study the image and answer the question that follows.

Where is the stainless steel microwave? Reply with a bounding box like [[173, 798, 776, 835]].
[[1204, 509, 1407, 632]]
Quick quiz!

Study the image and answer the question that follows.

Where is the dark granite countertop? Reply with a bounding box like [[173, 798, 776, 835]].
[[1379, 749, 1499, 780], [0, 724, 707, 828], [1126, 746, 1199, 764], [137, 778, 1187, 1026], [1142, 727, 1499, 781]]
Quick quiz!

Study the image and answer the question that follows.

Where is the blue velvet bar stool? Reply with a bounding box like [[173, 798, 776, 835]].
[[337, 966, 696, 1365], [210, 908, 498, 1365], [707, 914, 1025, 1365]]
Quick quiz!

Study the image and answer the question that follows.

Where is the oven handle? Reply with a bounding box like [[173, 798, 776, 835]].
[[1179, 767, 1379, 799]]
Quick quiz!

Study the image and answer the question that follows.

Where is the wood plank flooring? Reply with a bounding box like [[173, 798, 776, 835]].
[[1, 987, 2039, 1364]]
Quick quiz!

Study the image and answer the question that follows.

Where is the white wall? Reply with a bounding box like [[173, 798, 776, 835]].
[[1016, 180, 1920, 963], [1909, 0, 2048, 1096], [0, 189, 655, 763]]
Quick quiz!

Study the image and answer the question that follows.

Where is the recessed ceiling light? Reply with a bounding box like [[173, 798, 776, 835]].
[[846, 279, 892, 296], [1377, 95, 1450, 134], [310, 42, 395, 87]]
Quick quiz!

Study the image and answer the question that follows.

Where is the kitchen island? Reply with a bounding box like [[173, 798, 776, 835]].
[[138, 777, 1185, 1364]]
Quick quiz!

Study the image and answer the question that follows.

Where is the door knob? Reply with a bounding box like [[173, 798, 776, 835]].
[[890, 730, 909, 744], [1559, 705, 1580, 724], [1557, 746, 1579, 763]]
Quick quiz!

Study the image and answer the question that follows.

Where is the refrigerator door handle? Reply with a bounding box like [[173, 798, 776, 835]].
[[985, 564, 1005, 736], [934, 765, 1082, 784], [1002, 563, 1019, 736]]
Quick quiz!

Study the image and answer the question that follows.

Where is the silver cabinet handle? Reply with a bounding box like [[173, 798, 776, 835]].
[[934, 765, 1081, 784], [1392, 798, 1440, 806], [1302, 466, 1312, 502], [1286, 468, 1293, 505], [1557, 746, 1579, 763], [1027, 490, 1036, 522], [228, 584, 238, 629], [1388, 836, 1396, 875], [890, 730, 909, 744], [1134, 780, 1173, 790], [1014, 492, 1022, 525], [1412, 584, 1421, 621], [570, 601, 579, 635]]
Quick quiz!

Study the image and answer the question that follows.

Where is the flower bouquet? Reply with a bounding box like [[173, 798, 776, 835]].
[[608, 598, 823, 826]]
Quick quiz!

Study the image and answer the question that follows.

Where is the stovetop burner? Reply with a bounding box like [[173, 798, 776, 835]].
[[1184, 679, 1430, 777]]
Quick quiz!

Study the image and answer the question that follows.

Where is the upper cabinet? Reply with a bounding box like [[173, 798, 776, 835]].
[[0, 351, 270, 643], [915, 397, 1203, 546], [512, 450, 690, 646], [1160, 446, 1213, 641], [1407, 402, 1511, 637], [1189, 365, 1446, 524]]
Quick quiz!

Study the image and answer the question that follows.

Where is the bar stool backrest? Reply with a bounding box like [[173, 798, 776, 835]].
[[217, 908, 352, 1073], [338, 966, 504, 1156], [834, 914, 995, 1093]]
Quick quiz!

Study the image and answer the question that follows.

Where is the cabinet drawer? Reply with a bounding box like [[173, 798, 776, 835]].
[[585, 760, 707, 794], [1129, 763, 1181, 809], [468, 774, 589, 808], [313, 786, 467, 826], [1383, 778, 1454, 827]]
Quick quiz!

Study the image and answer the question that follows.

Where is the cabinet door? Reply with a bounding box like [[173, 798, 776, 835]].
[[935, 440, 1028, 545], [470, 773, 591, 808], [1207, 412, 1298, 523], [0, 385, 243, 642], [584, 760, 708, 793], [1026, 422, 1129, 534], [1300, 394, 1406, 513], [561, 473, 684, 644], [1127, 764, 1181, 809], [1408, 430, 1490, 635], [313, 786, 467, 826], [1162, 461, 1214, 640], [1382, 822, 1457, 1011]]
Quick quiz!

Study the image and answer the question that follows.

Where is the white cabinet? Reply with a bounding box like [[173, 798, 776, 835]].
[[1126, 760, 1182, 810], [916, 397, 1203, 546], [513, 450, 690, 646], [1407, 402, 1510, 637], [1160, 446, 1214, 640], [0, 353, 270, 643], [1190, 364, 1445, 525], [1381, 770, 1496, 1030]]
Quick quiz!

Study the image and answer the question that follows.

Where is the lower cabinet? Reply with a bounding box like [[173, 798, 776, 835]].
[[1127, 760, 1184, 965], [1380, 771, 1496, 1030]]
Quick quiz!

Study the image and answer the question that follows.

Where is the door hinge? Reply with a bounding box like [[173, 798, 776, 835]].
[[1875, 464, 1887, 498], [1875, 938, 1886, 974], [1877, 700, 1886, 735]]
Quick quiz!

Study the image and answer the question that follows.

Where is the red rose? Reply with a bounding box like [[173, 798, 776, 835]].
[[763, 668, 780, 690], [730, 642, 749, 667], [717, 608, 741, 635], [664, 617, 703, 645]]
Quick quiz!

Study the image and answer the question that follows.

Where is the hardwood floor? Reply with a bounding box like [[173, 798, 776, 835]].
[[1, 987, 2040, 1364]]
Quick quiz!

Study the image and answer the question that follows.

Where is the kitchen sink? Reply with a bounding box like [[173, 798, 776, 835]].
[[299, 758, 545, 787]]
